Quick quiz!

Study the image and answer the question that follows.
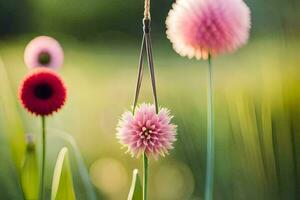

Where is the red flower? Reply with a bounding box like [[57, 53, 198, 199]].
[[19, 68, 67, 116]]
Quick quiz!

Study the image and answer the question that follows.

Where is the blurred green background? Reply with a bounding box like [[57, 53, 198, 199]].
[[0, 0, 300, 199]]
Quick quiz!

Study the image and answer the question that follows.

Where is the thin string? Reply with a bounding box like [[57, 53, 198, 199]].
[[132, 0, 158, 114], [145, 32, 159, 114], [144, 0, 150, 20], [132, 0, 150, 114], [132, 35, 145, 114], [132, 21, 159, 114]]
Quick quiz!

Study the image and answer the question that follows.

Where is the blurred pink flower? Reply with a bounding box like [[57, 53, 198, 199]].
[[166, 0, 251, 59], [24, 36, 64, 70], [116, 103, 177, 159]]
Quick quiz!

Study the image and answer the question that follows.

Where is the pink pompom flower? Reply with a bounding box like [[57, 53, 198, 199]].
[[116, 103, 177, 159], [166, 0, 251, 59], [24, 36, 64, 70]]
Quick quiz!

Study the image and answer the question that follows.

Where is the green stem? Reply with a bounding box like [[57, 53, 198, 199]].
[[40, 116, 46, 200], [204, 55, 214, 200], [143, 153, 148, 200]]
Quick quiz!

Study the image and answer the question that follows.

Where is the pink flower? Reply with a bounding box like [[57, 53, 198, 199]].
[[166, 0, 251, 59], [116, 103, 177, 159], [24, 36, 64, 70]]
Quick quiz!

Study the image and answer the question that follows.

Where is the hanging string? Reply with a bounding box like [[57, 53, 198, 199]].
[[145, 30, 159, 114], [132, 35, 145, 114], [132, 0, 159, 114], [144, 0, 151, 20]]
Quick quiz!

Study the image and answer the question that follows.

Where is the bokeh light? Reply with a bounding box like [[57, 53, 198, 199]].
[[89, 158, 128, 199], [154, 161, 195, 200]]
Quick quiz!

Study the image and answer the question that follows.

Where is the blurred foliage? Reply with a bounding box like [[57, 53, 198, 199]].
[[0, 58, 24, 199], [0, 58, 25, 173], [21, 135, 39, 200], [0, 0, 30, 37], [49, 131, 100, 200], [0, 0, 299, 40]]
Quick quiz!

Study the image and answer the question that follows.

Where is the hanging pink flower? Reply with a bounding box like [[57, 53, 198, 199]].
[[24, 36, 64, 70], [166, 0, 251, 59], [116, 103, 177, 159]]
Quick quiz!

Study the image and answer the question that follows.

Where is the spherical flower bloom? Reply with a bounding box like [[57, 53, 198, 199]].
[[19, 68, 67, 116], [116, 103, 177, 159], [24, 36, 64, 69], [166, 0, 251, 59]]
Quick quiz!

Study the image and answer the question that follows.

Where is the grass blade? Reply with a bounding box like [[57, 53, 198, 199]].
[[49, 130, 98, 200], [127, 169, 142, 200], [51, 147, 76, 200]]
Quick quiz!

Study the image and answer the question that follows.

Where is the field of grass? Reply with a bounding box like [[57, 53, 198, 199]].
[[0, 36, 299, 200]]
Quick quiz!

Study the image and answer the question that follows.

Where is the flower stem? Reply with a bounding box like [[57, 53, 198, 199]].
[[204, 55, 214, 200], [143, 153, 148, 200], [40, 116, 46, 200]]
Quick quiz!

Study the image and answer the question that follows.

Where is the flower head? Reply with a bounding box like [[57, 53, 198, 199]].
[[19, 68, 67, 116], [116, 103, 177, 159], [24, 36, 64, 69], [166, 0, 251, 59]]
